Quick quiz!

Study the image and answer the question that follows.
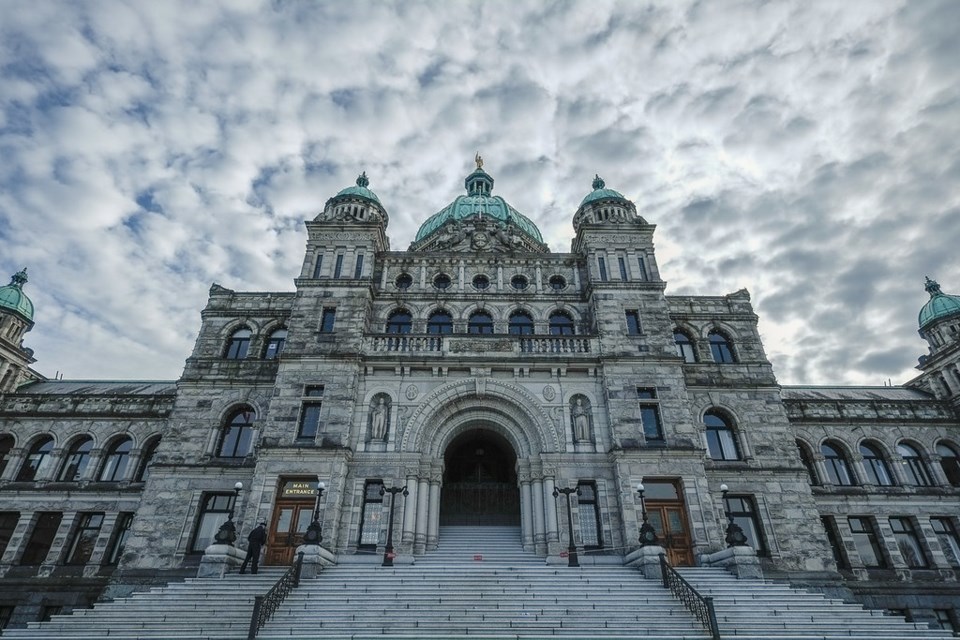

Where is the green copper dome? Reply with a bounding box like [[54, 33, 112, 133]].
[[332, 172, 381, 205], [414, 159, 543, 243], [0, 268, 33, 321], [919, 277, 960, 330], [580, 174, 627, 206]]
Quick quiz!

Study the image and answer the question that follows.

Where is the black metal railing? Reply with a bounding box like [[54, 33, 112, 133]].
[[660, 554, 720, 640], [247, 551, 304, 639]]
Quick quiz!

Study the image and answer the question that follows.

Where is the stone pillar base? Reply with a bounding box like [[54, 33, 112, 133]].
[[198, 544, 245, 578], [295, 545, 337, 579], [701, 546, 762, 579], [624, 545, 666, 581]]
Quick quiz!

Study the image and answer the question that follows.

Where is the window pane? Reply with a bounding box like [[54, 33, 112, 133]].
[[66, 513, 104, 565], [625, 311, 640, 335], [709, 332, 734, 363], [577, 482, 601, 548], [932, 518, 960, 568], [359, 481, 384, 547], [0, 512, 20, 559], [597, 257, 607, 281], [320, 309, 336, 333], [18, 437, 54, 481], [508, 313, 534, 336], [191, 494, 232, 552], [936, 443, 960, 486], [298, 405, 322, 439], [849, 517, 885, 568], [890, 517, 928, 568], [640, 406, 663, 440], [58, 438, 93, 482], [20, 512, 62, 565], [105, 513, 134, 565]]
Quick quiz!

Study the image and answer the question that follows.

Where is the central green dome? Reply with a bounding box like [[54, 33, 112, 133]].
[[414, 161, 543, 243], [0, 268, 33, 321]]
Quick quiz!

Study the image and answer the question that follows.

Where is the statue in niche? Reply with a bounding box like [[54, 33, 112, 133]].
[[370, 396, 390, 441], [571, 397, 592, 443]]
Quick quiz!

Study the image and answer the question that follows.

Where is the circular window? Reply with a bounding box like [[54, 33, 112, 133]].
[[510, 275, 529, 291], [549, 275, 566, 291], [395, 273, 413, 290], [434, 273, 452, 290], [472, 275, 490, 290]]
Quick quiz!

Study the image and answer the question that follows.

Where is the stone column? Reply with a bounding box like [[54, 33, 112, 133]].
[[543, 476, 559, 545], [532, 478, 546, 554], [414, 476, 430, 554], [0, 447, 24, 481], [519, 477, 534, 551], [401, 472, 418, 546], [427, 476, 441, 550]]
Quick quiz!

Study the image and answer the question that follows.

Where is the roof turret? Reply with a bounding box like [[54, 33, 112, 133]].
[[579, 174, 629, 206], [919, 276, 960, 330], [0, 268, 34, 322], [331, 171, 381, 205]]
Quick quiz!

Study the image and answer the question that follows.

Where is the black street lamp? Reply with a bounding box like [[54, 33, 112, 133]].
[[553, 486, 580, 567], [636, 482, 658, 546], [302, 481, 326, 545], [380, 484, 408, 567], [720, 484, 748, 547], [214, 481, 244, 545]]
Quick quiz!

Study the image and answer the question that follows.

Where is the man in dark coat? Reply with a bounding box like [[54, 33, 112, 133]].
[[239, 521, 267, 574]]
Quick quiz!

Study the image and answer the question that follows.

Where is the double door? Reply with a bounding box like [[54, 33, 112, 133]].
[[645, 502, 694, 566], [265, 499, 313, 566]]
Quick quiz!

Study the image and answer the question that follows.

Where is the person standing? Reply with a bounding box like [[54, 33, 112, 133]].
[[239, 521, 267, 574]]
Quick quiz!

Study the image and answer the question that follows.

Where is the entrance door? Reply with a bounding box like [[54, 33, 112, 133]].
[[265, 500, 313, 565], [441, 429, 520, 526], [642, 480, 694, 566]]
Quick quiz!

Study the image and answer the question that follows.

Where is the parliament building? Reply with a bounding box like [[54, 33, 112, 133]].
[[0, 159, 959, 632]]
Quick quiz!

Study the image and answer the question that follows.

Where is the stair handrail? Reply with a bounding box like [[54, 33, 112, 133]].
[[247, 550, 304, 640], [659, 553, 721, 640]]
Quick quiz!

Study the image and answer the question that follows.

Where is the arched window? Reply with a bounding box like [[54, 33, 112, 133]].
[[860, 442, 895, 486], [936, 441, 960, 486], [385, 310, 412, 334], [549, 312, 575, 336], [263, 329, 287, 360], [796, 441, 819, 486], [17, 436, 54, 481], [708, 330, 735, 363], [58, 437, 93, 482], [99, 437, 133, 481], [218, 409, 256, 458], [468, 311, 494, 335], [225, 328, 252, 359], [426, 310, 453, 334], [821, 442, 855, 486], [704, 411, 741, 460], [898, 443, 933, 486], [134, 437, 161, 482], [0, 434, 13, 478], [508, 311, 534, 336], [674, 331, 696, 363]]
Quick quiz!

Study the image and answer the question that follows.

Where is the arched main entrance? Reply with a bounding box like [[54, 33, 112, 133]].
[[440, 429, 519, 526]]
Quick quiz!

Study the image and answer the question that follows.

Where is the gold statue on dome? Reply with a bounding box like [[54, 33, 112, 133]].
[[475, 152, 483, 170]]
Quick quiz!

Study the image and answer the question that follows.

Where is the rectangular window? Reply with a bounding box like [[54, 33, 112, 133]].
[[298, 405, 323, 439], [65, 512, 105, 565], [577, 481, 603, 549], [848, 517, 886, 568], [889, 517, 929, 568], [320, 308, 336, 333], [0, 512, 19, 559], [104, 513, 134, 566], [932, 517, 960, 567], [618, 256, 628, 281], [724, 495, 767, 556], [190, 494, 234, 553], [597, 256, 608, 281], [821, 516, 849, 570], [625, 311, 641, 335], [312, 254, 323, 279], [333, 254, 344, 278], [637, 257, 648, 281], [354, 254, 364, 279], [20, 512, 62, 565], [636, 388, 664, 441], [358, 481, 384, 548]]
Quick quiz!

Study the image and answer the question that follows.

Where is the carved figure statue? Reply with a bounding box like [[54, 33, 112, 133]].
[[371, 398, 388, 441], [572, 398, 591, 442]]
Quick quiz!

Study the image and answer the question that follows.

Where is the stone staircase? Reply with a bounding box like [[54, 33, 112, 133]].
[[677, 567, 954, 639]]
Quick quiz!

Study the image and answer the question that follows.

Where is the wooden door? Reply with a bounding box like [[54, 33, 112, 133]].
[[646, 503, 694, 566], [265, 500, 313, 566]]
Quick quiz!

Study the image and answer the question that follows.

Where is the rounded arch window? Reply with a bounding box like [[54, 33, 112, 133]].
[[859, 442, 895, 486], [708, 330, 735, 363], [225, 328, 252, 360], [472, 275, 490, 291], [264, 328, 287, 360], [385, 310, 412, 334], [99, 437, 133, 481], [703, 411, 741, 460], [936, 441, 960, 486], [796, 440, 819, 485], [821, 441, 855, 486], [468, 311, 494, 335], [135, 437, 162, 482], [218, 408, 256, 458], [508, 311, 535, 335], [549, 275, 567, 291], [510, 275, 529, 291], [433, 273, 452, 290], [548, 312, 574, 336], [58, 436, 94, 482], [897, 443, 933, 486], [395, 273, 413, 290], [17, 435, 54, 481], [427, 310, 453, 334], [674, 331, 696, 363], [0, 434, 14, 478]]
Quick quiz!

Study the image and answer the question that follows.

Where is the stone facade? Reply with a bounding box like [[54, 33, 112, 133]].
[[0, 164, 958, 632]]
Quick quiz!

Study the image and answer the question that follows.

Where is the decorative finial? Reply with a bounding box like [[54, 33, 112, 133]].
[[592, 174, 605, 190], [10, 268, 27, 289], [356, 172, 369, 189], [475, 152, 483, 170], [925, 276, 942, 298]]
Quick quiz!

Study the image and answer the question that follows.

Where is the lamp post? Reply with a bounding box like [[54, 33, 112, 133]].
[[719, 484, 748, 547], [553, 486, 580, 567], [380, 484, 408, 567], [214, 481, 244, 545], [302, 481, 326, 545], [636, 482, 658, 546]]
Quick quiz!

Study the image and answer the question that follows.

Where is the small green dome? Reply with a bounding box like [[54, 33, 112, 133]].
[[0, 268, 33, 321], [919, 277, 960, 330], [332, 172, 381, 205], [580, 174, 627, 206]]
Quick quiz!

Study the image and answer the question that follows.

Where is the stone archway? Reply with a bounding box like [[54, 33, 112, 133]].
[[440, 428, 519, 526]]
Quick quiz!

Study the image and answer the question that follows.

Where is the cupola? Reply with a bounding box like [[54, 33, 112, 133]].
[[0, 268, 34, 322], [918, 277, 960, 331], [572, 175, 643, 231], [317, 172, 388, 225]]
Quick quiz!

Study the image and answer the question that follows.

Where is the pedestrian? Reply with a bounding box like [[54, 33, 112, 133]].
[[239, 521, 267, 574]]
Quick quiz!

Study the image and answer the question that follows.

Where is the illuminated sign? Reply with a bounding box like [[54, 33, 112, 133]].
[[280, 480, 318, 498]]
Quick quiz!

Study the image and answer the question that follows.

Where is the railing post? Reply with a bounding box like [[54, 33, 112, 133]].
[[247, 596, 263, 640], [294, 551, 304, 587], [705, 596, 721, 640]]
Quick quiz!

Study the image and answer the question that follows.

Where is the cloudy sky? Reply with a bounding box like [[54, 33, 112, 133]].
[[1, 0, 958, 386]]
